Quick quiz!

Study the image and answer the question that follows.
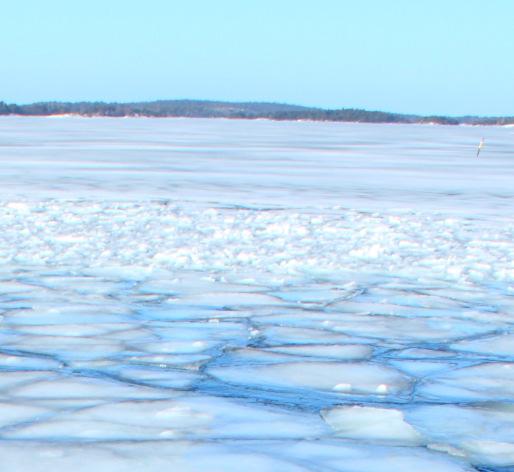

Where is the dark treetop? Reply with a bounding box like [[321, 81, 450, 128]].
[[0, 100, 512, 125]]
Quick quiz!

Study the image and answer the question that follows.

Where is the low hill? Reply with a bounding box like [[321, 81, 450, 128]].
[[0, 99, 512, 125]]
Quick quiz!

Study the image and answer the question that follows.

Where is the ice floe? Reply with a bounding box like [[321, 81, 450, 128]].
[[322, 405, 423, 445], [208, 361, 410, 396]]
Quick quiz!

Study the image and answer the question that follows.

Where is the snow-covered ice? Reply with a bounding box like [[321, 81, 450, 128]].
[[1, 116, 514, 470], [322, 405, 422, 445]]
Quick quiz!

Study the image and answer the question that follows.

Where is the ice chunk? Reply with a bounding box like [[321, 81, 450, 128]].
[[225, 348, 299, 365], [209, 361, 410, 395], [322, 405, 422, 445], [0, 281, 37, 294], [107, 365, 201, 388], [11, 376, 169, 400], [0, 441, 310, 472], [0, 402, 50, 427], [260, 326, 352, 345], [0, 371, 54, 392], [133, 339, 217, 355], [0, 353, 61, 370], [5, 304, 132, 325], [123, 353, 211, 368], [326, 313, 495, 344], [406, 404, 514, 466], [14, 323, 132, 337], [9, 395, 329, 441], [7, 335, 123, 361], [460, 440, 514, 467], [269, 286, 356, 305], [419, 362, 514, 401], [265, 440, 474, 472], [265, 344, 372, 360], [37, 276, 123, 295], [451, 333, 514, 357], [393, 348, 457, 359], [178, 291, 279, 308], [388, 360, 453, 377]]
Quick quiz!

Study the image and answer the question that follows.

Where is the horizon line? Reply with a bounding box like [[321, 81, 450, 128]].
[[1, 98, 513, 119]]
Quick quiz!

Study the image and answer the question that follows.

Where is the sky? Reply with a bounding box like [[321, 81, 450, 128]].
[[1, 0, 513, 116]]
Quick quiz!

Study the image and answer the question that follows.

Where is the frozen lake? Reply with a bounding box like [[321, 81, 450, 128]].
[[1, 116, 514, 471]]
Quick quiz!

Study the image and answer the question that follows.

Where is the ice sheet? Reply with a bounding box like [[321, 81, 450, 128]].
[[1, 117, 513, 470]]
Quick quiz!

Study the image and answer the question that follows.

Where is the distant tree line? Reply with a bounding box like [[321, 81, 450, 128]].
[[0, 100, 512, 125]]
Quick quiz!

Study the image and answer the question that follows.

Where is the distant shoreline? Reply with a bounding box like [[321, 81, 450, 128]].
[[1, 99, 513, 125], [3, 114, 513, 128]]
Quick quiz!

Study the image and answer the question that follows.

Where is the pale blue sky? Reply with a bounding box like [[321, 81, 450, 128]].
[[1, 0, 513, 115]]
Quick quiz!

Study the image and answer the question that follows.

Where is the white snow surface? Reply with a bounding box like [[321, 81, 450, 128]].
[[1, 116, 514, 470]]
